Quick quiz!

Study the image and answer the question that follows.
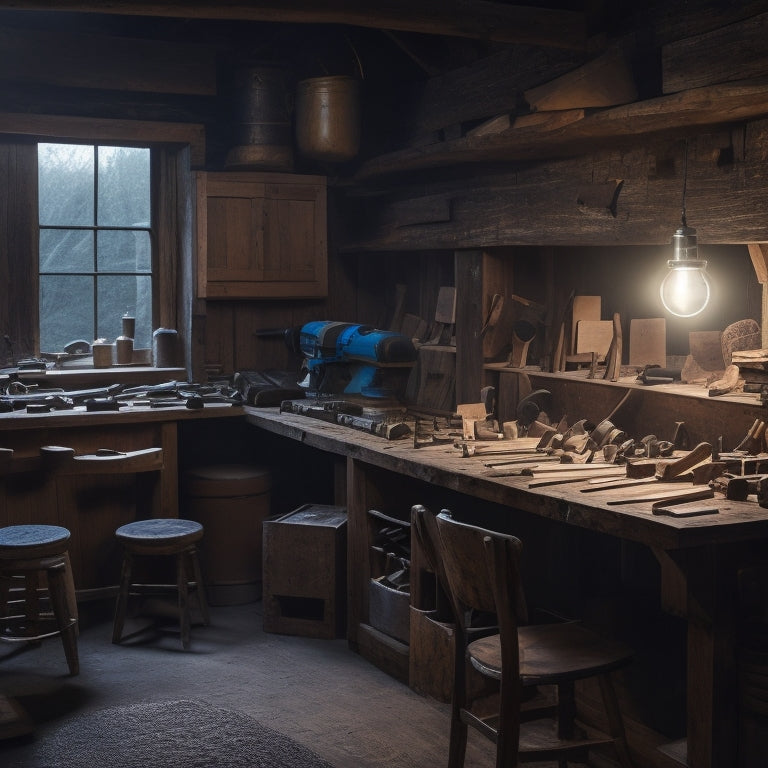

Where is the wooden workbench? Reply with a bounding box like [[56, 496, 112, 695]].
[[245, 405, 768, 768]]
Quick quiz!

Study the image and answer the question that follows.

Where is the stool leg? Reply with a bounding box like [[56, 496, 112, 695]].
[[25, 571, 41, 641], [189, 547, 210, 627], [112, 551, 133, 645], [176, 552, 191, 650], [0, 569, 12, 618], [62, 552, 79, 632], [47, 563, 79, 676]]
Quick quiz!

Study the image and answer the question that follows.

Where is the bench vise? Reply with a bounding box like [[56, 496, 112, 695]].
[[292, 321, 417, 398]]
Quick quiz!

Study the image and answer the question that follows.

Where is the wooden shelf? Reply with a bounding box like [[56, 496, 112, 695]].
[[485, 364, 764, 408], [484, 365, 765, 462], [353, 77, 768, 180], [5, 366, 188, 388]]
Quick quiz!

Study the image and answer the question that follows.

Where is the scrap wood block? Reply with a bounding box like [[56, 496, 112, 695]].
[[629, 318, 666, 368], [570, 295, 601, 355], [575, 319, 614, 359], [524, 46, 638, 112], [405, 345, 456, 413]]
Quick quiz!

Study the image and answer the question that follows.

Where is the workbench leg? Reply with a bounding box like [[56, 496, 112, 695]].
[[345, 458, 384, 648], [159, 422, 178, 517], [664, 545, 739, 768]]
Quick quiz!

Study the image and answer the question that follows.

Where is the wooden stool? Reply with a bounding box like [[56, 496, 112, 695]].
[[0, 524, 79, 675], [112, 518, 210, 650]]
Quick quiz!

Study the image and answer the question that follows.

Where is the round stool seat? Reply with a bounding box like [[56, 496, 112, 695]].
[[116, 519, 203, 548], [0, 524, 71, 558]]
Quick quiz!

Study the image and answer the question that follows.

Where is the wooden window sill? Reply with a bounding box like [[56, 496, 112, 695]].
[[6, 366, 189, 389]]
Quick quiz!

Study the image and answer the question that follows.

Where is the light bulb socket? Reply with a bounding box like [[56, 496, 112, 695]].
[[671, 224, 700, 263]]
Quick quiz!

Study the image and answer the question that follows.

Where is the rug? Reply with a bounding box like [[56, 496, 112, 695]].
[[26, 699, 335, 768]]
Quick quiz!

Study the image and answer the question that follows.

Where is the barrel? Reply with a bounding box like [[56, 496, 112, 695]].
[[225, 66, 293, 171], [183, 464, 272, 606], [295, 75, 361, 163]]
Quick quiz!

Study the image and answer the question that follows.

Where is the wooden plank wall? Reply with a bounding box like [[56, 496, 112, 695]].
[[338, 125, 768, 252]]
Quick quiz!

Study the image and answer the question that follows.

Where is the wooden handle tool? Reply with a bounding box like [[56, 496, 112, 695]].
[[655, 442, 713, 481]]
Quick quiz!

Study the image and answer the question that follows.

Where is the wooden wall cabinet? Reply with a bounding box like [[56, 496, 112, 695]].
[[196, 171, 327, 299]]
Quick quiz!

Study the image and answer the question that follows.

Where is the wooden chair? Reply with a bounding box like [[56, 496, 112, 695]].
[[433, 508, 635, 768]]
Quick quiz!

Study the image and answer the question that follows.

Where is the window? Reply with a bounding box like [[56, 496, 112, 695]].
[[38, 143, 153, 353]]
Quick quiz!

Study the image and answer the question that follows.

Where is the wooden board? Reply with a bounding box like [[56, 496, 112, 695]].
[[689, 330, 725, 371], [605, 484, 714, 506], [662, 11, 768, 94], [629, 318, 666, 367], [524, 46, 638, 111], [435, 286, 457, 325], [575, 319, 613, 358], [570, 295, 601, 354], [406, 345, 456, 413], [528, 467, 625, 487]]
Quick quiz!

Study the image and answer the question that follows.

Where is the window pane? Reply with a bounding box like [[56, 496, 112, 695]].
[[97, 146, 151, 227], [97, 230, 151, 273], [40, 229, 93, 273], [97, 275, 152, 347], [40, 275, 94, 352], [38, 144, 94, 226]]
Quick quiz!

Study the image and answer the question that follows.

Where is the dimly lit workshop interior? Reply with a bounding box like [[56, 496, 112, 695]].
[[1, 2, 768, 767]]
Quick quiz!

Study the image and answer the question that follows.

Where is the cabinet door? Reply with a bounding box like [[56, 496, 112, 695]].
[[204, 178, 266, 286], [197, 172, 327, 299]]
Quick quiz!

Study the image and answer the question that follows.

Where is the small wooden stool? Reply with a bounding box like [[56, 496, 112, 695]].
[[112, 518, 210, 650], [0, 524, 79, 675]]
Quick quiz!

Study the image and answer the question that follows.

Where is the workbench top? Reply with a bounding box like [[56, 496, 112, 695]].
[[245, 406, 768, 551], [0, 401, 243, 431]]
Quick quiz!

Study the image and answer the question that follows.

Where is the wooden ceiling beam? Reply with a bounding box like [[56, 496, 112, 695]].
[[0, 1, 587, 49]]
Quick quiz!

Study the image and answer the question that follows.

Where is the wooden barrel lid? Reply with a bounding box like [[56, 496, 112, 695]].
[[184, 464, 271, 497]]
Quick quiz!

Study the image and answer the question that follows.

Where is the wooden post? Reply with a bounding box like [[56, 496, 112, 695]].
[[748, 243, 768, 349], [454, 250, 484, 406]]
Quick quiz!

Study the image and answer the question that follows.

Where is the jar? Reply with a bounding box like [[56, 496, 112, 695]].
[[115, 335, 133, 365], [153, 328, 178, 368]]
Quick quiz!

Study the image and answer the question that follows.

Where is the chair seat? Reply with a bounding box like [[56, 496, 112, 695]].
[[469, 621, 633, 684], [0, 525, 70, 558]]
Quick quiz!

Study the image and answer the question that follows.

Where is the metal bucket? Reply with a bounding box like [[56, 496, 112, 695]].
[[226, 66, 293, 170], [295, 75, 361, 163]]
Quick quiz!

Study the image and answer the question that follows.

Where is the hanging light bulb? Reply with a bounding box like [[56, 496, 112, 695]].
[[660, 141, 711, 318], [660, 223, 711, 317]]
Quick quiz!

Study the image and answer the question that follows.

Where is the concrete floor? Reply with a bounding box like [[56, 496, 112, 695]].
[[0, 599, 500, 768]]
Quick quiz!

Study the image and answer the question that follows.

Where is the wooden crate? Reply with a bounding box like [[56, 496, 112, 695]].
[[262, 503, 347, 639]]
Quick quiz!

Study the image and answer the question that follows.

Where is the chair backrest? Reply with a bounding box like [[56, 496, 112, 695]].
[[411, 503, 446, 584], [435, 510, 528, 631]]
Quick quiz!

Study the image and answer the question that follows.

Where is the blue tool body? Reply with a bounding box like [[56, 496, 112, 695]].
[[297, 321, 416, 397]]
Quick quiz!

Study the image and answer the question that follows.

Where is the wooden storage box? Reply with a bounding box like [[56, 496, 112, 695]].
[[262, 503, 347, 639], [368, 575, 410, 644]]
